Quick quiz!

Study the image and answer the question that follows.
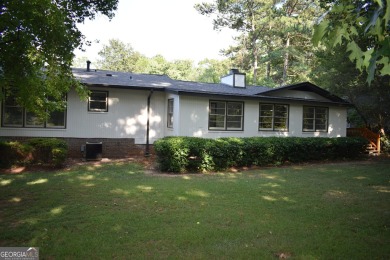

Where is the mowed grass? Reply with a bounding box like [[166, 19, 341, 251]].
[[0, 158, 389, 259]]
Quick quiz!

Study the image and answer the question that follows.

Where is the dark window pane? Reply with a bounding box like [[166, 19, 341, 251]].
[[210, 108, 225, 115], [275, 105, 288, 117], [260, 104, 273, 110], [303, 107, 315, 118], [316, 107, 327, 114], [90, 92, 107, 101], [227, 115, 242, 129], [90, 101, 107, 110], [210, 101, 226, 115], [227, 103, 242, 115], [167, 99, 174, 128], [259, 117, 273, 129], [260, 122, 273, 129], [47, 110, 65, 128], [3, 107, 23, 126], [89, 91, 108, 112], [303, 119, 314, 130], [274, 118, 287, 130], [25, 111, 44, 127], [209, 115, 225, 128], [260, 110, 273, 117]]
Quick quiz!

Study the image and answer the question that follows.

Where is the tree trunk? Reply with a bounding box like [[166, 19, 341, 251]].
[[252, 34, 258, 85], [266, 61, 271, 79], [253, 54, 258, 85], [282, 32, 290, 85]]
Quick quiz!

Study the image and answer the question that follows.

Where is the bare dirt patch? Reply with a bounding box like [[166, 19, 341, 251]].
[[1, 153, 389, 175]]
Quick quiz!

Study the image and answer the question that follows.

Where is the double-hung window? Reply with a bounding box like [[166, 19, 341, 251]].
[[167, 99, 174, 128], [259, 103, 289, 131], [209, 101, 244, 130], [303, 106, 328, 132], [88, 91, 108, 112]]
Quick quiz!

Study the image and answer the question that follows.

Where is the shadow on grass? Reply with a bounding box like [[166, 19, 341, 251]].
[[0, 157, 389, 259]]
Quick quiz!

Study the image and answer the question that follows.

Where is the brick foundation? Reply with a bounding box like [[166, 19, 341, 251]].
[[0, 137, 150, 159]]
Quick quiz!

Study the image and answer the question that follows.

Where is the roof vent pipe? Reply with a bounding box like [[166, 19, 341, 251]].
[[86, 60, 91, 72]]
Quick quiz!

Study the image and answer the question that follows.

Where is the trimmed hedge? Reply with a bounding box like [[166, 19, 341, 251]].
[[0, 138, 68, 168], [154, 136, 368, 173], [0, 141, 31, 168], [27, 138, 68, 167]]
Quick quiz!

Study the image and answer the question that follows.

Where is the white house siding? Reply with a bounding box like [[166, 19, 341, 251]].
[[0, 88, 166, 144], [175, 94, 347, 139], [0, 89, 348, 148]]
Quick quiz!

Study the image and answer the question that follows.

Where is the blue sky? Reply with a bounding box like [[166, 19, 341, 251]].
[[74, 0, 236, 66]]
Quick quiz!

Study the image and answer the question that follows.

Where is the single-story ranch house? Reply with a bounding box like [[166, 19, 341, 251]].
[[0, 67, 351, 158]]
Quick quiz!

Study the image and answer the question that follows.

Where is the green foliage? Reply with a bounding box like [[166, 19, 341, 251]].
[[95, 40, 198, 81], [313, 0, 390, 83], [196, 0, 320, 85], [97, 39, 143, 72], [311, 44, 390, 130], [154, 136, 368, 173], [154, 137, 214, 172], [0, 140, 31, 168], [27, 138, 68, 167], [94, 39, 234, 83], [196, 59, 232, 83], [381, 135, 390, 153], [0, 0, 118, 117]]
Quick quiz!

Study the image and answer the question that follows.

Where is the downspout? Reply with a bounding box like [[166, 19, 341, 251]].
[[145, 89, 154, 156]]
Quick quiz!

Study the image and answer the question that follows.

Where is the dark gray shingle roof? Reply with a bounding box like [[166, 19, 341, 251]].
[[72, 68, 270, 97], [72, 68, 350, 105]]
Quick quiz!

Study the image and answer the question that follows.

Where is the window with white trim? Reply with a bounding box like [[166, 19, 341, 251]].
[[259, 103, 289, 131], [303, 106, 328, 132], [167, 99, 174, 128], [209, 101, 244, 130], [88, 91, 108, 112]]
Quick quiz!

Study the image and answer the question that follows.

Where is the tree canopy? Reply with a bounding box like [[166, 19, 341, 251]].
[[195, 0, 320, 86], [0, 0, 118, 117], [313, 0, 390, 83], [94, 39, 232, 83]]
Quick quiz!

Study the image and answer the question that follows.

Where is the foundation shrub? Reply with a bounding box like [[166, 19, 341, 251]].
[[154, 137, 190, 172], [0, 140, 31, 168], [154, 137, 368, 173], [27, 138, 68, 167]]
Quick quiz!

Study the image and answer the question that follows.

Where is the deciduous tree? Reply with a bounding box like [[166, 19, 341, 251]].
[[313, 0, 390, 83], [97, 39, 142, 72], [311, 45, 390, 130], [0, 0, 118, 117]]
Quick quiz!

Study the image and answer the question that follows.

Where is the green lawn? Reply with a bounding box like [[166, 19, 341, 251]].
[[1, 158, 389, 259]]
